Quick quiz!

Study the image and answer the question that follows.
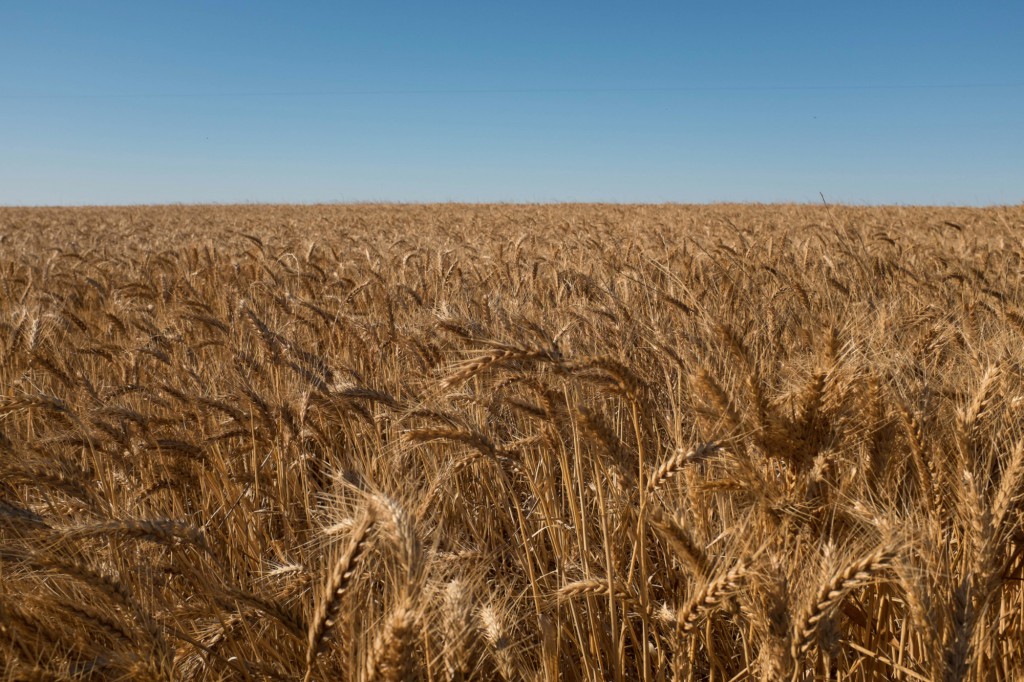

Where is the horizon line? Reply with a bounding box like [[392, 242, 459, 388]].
[[2, 199, 1021, 210]]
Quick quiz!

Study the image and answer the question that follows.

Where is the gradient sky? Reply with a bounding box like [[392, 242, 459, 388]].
[[2, 2, 1022, 205]]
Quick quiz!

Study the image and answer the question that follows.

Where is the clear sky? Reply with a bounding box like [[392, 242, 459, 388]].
[[1, 2, 1022, 205]]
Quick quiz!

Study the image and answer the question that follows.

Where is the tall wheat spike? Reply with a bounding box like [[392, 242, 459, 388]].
[[304, 513, 376, 682]]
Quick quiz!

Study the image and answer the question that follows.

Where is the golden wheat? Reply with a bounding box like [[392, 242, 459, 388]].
[[0, 203, 1022, 680]]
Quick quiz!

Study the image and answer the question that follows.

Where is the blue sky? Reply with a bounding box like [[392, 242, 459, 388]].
[[1, 2, 1022, 205]]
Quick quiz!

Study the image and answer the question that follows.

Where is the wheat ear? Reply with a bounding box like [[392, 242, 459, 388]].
[[791, 543, 897, 661], [303, 512, 376, 682], [646, 442, 719, 494], [442, 580, 475, 682], [677, 551, 759, 633], [478, 604, 516, 681], [365, 600, 418, 682]]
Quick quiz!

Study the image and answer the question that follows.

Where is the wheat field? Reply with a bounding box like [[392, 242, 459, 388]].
[[1, 203, 1023, 681]]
